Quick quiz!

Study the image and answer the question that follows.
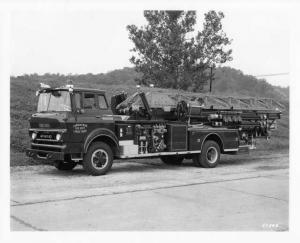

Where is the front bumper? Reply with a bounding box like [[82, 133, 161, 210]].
[[26, 148, 65, 161]]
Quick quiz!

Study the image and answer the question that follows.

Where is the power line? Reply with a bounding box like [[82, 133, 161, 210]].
[[254, 72, 289, 77]]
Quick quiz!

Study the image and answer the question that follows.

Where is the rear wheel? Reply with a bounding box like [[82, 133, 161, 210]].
[[83, 142, 113, 176], [161, 155, 184, 165], [193, 140, 220, 168], [54, 160, 77, 171]]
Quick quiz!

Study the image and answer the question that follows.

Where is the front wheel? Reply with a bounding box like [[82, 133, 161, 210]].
[[193, 140, 220, 168], [83, 142, 113, 176]]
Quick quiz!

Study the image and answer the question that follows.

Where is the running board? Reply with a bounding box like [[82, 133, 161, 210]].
[[224, 145, 254, 154], [118, 150, 201, 159], [118, 145, 254, 159]]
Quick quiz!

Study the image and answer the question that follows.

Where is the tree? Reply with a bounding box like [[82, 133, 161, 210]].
[[127, 10, 232, 91]]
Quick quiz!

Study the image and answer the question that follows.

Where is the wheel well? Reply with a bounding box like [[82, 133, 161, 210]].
[[88, 136, 119, 156], [203, 134, 224, 152]]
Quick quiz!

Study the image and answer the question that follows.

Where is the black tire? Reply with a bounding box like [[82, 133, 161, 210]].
[[83, 142, 113, 176], [54, 160, 77, 171], [161, 155, 184, 165], [193, 140, 220, 168]]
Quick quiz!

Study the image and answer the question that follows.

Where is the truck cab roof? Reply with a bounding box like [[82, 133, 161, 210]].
[[39, 86, 106, 94]]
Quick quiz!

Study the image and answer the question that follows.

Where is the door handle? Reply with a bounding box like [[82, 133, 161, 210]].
[[96, 115, 101, 118]]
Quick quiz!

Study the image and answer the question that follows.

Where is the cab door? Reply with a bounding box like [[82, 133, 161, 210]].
[[68, 92, 99, 142], [67, 92, 114, 143]]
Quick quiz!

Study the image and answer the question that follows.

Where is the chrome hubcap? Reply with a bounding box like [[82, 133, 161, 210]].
[[206, 147, 218, 164], [91, 149, 108, 169]]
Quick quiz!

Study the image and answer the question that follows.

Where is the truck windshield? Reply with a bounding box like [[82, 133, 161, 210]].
[[37, 91, 71, 112]]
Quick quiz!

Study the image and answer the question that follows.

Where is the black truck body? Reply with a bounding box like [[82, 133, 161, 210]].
[[26, 85, 283, 175]]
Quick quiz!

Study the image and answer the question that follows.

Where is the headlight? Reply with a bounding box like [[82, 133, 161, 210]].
[[31, 132, 37, 140], [56, 133, 62, 141]]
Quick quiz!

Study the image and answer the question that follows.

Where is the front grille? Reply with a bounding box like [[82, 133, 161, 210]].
[[31, 130, 64, 146], [31, 129, 66, 152], [37, 131, 56, 140]]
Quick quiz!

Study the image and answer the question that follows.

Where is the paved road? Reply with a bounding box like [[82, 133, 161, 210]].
[[11, 151, 289, 231]]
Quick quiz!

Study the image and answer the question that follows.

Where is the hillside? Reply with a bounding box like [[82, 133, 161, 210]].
[[12, 66, 289, 102], [213, 67, 289, 101], [10, 66, 289, 166]]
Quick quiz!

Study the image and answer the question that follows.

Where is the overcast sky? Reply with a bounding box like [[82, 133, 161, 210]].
[[11, 6, 290, 87]]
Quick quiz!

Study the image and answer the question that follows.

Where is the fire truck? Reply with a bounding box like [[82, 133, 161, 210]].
[[26, 84, 284, 175]]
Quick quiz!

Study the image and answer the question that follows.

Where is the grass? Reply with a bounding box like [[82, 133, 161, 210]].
[[10, 77, 289, 166]]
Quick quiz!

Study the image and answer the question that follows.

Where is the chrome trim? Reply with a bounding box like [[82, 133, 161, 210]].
[[188, 127, 238, 131], [35, 138, 59, 142], [223, 145, 256, 152], [31, 143, 66, 149], [119, 150, 201, 159], [238, 145, 256, 150], [224, 145, 256, 152], [29, 128, 67, 133], [223, 148, 239, 152]]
